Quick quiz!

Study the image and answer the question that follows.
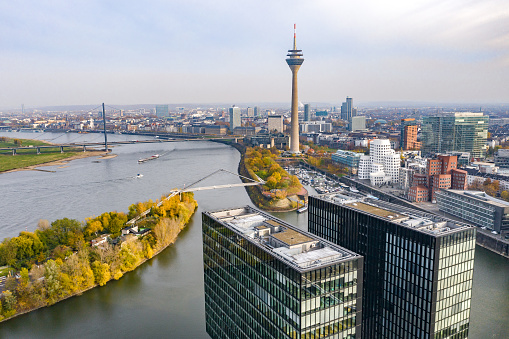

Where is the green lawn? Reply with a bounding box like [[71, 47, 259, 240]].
[[0, 152, 79, 172], [0, 137, 50, 148]]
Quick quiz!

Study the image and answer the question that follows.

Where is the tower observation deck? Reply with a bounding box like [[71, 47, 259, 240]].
[[286, 24, 304, 154]]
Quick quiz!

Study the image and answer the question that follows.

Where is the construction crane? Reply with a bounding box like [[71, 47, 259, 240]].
[[126, 169, 264, 225]]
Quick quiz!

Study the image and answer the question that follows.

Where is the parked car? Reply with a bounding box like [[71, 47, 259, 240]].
[[491, 231, 498, 235]]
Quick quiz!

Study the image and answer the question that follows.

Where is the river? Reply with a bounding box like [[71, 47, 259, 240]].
[[0, 132, 508, 338]]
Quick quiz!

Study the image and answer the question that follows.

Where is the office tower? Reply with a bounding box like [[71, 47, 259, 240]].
[[254, 106, 260, 117], [304, 103, 310, 122], [308, 195, 475, 339], [421, 112, 488, 158], [229, 106, 241, 131], [267, 115, 284, 133], [357, 139, 400, 186], [246, 107, 254, 117], [341, 97, 353, 121], [155, 104, 169, 118], [349, 116, 366, 131], [401, 118, 421, 150], [286, 24, 304, 153], [203, 206, 363, 339]]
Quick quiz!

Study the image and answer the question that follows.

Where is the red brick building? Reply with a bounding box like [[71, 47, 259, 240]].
[[408, 155, 465, 202]]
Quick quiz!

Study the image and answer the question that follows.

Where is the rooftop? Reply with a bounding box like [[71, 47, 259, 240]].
[[444, 190, 509, 209], [317, 193, 472, 236], [206, 206, 359, 272]]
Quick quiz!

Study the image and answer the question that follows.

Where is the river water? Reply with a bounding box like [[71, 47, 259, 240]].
[[0, 132, 508, 338]]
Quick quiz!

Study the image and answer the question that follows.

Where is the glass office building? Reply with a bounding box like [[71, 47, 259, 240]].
[[421, 112, 488, 158], [308, 195, 475, 339], [203, 206, 363, 339]]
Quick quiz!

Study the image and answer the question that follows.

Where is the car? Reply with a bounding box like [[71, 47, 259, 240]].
[[481, 226, 487, 230], [491, 231, 498, 235]]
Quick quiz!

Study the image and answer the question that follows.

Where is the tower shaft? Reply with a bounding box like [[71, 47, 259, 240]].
[[290, 66, 301, 153]]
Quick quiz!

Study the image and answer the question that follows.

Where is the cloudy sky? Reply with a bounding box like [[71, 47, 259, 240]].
[[1, 0, 508, 108]]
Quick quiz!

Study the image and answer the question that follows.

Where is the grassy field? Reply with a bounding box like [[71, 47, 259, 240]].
[[0, 152, 80, 172], [0, 137, 85, 172]]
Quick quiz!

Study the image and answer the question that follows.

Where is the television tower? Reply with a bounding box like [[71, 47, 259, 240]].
[[286, 24, 304, 153]]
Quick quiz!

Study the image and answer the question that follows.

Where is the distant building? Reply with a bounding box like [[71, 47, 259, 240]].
[[300, 121, 332, 133], [229, 106, 241, 131], [437, 190, 509, 234], [421, 112, 488, 158], [267, 115, 284, 133], [244, 133, 289, 149], [246, 107, 254, 117], [303, 103, 310, 121], [155, 105, 169, 118], [309, 194, 475, 339], [349, 116, 366, 131], [400, 118, 421, 150], [233, 126, 260, 136], [254, 106, 260, 117], [495, 149, 509, 168], [203, 206, 363, 339], [340, 97, 354, 121], [204, 125, 227, 135]]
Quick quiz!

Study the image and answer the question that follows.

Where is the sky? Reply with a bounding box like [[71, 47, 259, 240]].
[[1, 0, 508, 108]]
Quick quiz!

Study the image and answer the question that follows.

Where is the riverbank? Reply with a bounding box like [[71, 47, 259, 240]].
[[1, 151, 114, 174], [0, 194, 197, 323]]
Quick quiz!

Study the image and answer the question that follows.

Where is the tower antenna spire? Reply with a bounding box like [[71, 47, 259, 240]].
[[293, 23, 297, 50]]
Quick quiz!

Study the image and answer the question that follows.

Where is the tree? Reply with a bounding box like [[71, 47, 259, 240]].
[[501, 191, 509, 201], [91, 261, 111, 286]]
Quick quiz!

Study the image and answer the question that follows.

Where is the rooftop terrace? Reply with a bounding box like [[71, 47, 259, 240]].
[[207, 206, 360, 272]]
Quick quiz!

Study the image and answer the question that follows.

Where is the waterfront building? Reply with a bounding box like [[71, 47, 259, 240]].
[[304, 103, 310, 122], [155, 105, 169, 118], [331, 150, 362, 170], [401, 118, 421, 150], [340, 97, 354, 121], [203, 206, 363, 339], [349, 116, 366, 132], [421, 112, 488, 158], [286, 25, 304, 153], [357, 139, 400, 186], [436, 190, 509, 235], [408, 155, 467, 203], [268, 115, 284, 133], [229, 106, 241, 132], [308, 194, 475, 339]]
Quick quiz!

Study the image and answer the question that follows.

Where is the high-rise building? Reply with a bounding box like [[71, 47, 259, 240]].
[[304, 103, 310, 122], [421, 112, 488, 158], [401, 118, 421, 150], [286, 24, 304, 153], [229, 106, 241, 131], [341, 97, 354, 121], [155, 105, 169, 118], [246, 107, 254, 117], [309, 194, 475, 339], [203, 206, 363, 339], [254, 106, 260, 117]]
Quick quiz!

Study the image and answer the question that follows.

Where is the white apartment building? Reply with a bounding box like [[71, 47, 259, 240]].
[[357, 139, 400, 186]]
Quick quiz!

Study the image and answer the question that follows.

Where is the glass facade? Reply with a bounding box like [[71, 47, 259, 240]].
[[308, 196, 475, 339], [202, 207, 363, 339], [421, 113, 488, 158]]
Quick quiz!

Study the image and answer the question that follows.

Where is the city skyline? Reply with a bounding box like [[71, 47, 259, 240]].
[[1, 1, 508, 108]]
